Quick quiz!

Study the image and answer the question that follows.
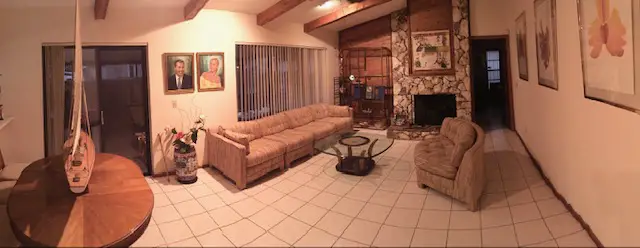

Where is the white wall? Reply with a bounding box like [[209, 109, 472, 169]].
[[504, 0, 640, 246], [469, 0, 511, 36], [0, 6, 339, 174]]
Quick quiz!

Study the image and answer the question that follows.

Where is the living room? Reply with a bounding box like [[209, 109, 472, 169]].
[[0, 0, 638, 247]]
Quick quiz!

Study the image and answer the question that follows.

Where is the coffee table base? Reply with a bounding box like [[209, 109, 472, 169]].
[[335, 157, 375, 176]]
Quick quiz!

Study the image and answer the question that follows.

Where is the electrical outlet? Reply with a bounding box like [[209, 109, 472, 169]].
[[172, 100, 177, 108]]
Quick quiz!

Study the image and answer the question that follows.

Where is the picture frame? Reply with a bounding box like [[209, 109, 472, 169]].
[[577, 0, 640, 113], [515, 11, 529, 81], [409, 29, 456, 75], [534, 0, 559, 90], [163, 53, 195, 95], [196, 52, 225, 92]]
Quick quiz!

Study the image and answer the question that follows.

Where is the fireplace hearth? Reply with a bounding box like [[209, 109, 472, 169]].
[[413, 94, 457, 126]]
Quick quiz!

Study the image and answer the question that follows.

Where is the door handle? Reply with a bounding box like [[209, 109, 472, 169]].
[[100, 111, 104, 125]]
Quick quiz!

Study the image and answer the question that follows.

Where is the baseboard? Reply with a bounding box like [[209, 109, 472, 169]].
[[515, 131, 604, 248]]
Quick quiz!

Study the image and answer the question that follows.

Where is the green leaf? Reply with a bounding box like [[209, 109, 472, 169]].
[[191, 132, 198, 144], [171, 128, 177, 134]]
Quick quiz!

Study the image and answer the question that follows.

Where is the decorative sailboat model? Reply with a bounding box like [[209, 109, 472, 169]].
[[63, 0, 96, 194]]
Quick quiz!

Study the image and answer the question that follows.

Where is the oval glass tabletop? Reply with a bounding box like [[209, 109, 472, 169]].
[[314, 131, 394, 158]]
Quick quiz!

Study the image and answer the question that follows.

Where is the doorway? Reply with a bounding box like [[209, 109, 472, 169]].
[[470, 36, 515, 131], [42, 46, 152, 175]]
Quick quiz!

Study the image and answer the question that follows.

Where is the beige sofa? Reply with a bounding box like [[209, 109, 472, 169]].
[[207, 104, 353, 189], [414, 117, 485, 211]]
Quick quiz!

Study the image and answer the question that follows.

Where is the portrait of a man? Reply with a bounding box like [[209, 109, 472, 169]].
[[163, 53, 195, 94], [196, 52, 225, 91]]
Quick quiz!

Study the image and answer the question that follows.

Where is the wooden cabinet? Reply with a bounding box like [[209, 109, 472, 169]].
[[338, 47, 392, 130]]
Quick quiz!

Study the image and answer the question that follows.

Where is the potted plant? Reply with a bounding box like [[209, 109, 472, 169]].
[[169, 115, 206, 184]]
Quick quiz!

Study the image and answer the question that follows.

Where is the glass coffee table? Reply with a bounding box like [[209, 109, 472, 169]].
[[314, 131, 394, 176]]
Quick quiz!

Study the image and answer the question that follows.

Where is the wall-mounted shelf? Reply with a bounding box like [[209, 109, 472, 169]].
[[0, 117, 14, 131]]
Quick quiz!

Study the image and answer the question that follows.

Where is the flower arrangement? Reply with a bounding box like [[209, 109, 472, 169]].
[[169, 114, 206, 153]]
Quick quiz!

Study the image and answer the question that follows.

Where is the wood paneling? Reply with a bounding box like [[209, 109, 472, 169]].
[[304, 0, 392, 33], [408, 0, 452, 32], [184, 0, 210, 20], [339, 15, 392, 50], [94, 0, 109, 20], [257, 0, 307, 26], [7, 154, 153, 247]]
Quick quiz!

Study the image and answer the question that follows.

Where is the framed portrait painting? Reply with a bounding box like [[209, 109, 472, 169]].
[[409, 29, 455, 75], [578, 0, 640, 113], [163, 53, 195, 94], [534, 0, 558, 90], [516, 11, 529, 81], [196, 52, 225, 92]]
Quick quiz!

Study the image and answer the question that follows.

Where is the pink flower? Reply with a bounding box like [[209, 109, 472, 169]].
[[175, 132, 184, 139]]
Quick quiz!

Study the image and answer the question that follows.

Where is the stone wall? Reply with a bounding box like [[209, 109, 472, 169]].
[[391, 0, 471, 124]]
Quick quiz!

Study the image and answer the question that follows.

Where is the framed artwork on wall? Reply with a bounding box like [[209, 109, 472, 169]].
[[409, 29, 455, 75], [196, 52, 225, 92], [163, 53, 195, 95], [535, 0, 559, 90], [577, 0, 640, 113], [516, 11, 529, 81]]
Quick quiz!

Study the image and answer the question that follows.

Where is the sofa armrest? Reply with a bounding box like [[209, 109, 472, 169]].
[[326, 105, 352, 118], [453, 128, 485, 210], [207, 131, 248, 188]]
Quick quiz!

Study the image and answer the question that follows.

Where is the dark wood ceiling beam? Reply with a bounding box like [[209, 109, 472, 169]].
[[184, 0, 210, 20], [94, 0, 109, 20], [304, 0, 391, 33], [257, 0, 308, 26]]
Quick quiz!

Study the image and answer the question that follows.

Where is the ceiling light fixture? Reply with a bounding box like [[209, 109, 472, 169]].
[[317, 0, 338, 10]]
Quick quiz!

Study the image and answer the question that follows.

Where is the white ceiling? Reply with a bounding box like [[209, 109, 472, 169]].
[[0, 0, 189, 8], [204, 0, 280, 15]]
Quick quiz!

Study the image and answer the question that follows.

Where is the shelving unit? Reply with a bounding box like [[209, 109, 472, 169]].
[[338, 47, 393, 130]]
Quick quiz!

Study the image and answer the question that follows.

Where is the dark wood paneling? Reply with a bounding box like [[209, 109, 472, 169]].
[[408, 0, 452, 32], [184, 0, 210, 20], [339, 15, 392, 50], [94, 0, 109, 20]]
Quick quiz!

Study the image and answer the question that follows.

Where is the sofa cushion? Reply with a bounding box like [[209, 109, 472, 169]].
[[283, 108, 314, 128], [315, 117, 351, 132], [294, 121, 336, 140], [0, 180, 15, 204], [327, 105, 351, 117], [308, 104, 330, 120], [0, 163, 30, 181], [222, 121, 263, 141], [263, 129, 314, 152], [247, 138, 286, 167], [222, 130, 250, 154], [414, 137, 458, 179], [255, 113, 289, 136]]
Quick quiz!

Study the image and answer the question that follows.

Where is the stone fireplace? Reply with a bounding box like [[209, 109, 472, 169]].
[[414, 94, 457, 126], [387, 0, 470, 140]]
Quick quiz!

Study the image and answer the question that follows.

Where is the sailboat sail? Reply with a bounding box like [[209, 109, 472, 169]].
[[64, 0, 96, 194]]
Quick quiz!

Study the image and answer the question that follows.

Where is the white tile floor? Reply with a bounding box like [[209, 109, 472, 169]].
[[0, 128, 598, 247]]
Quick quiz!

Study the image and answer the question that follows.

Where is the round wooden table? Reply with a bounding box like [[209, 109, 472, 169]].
[[7, 153, 154, 247]]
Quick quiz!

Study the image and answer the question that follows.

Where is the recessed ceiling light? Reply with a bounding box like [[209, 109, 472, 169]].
[[317, 0, 338, 10]]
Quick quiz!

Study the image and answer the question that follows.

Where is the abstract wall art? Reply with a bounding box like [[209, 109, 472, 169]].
[[535, 0, 558, 90], [516, 11, 529, 81]]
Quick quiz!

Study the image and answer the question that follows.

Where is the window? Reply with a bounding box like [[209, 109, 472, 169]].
[[236, 44, 326, 121], [486, 50, 501, 88], [101, 64, 143, 80]]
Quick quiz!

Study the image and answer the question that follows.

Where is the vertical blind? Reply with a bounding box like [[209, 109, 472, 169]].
[[236, 44, 326, 121]]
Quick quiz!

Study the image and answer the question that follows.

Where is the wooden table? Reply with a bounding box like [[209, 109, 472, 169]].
[[7, 153, 153, 247]]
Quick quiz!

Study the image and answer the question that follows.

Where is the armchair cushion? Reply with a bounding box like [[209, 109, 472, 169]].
[[294, 121, 336, 140], [222, 121, 263, 141], [222, 130, 250, 154], [247, 138, 286, 167], [327, 105, 351, 117], [263, 129, 314, 152], [256, 113, 289, 136], [308, 104, 330, 120], [451, 123, 477, 168], [283, 108, 314, 128], [414, 137, 458, 179]]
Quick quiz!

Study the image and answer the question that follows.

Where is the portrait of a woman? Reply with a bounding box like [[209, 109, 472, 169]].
[[196, 52, 225, 91]]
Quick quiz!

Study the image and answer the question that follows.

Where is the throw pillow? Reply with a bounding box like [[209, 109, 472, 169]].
[[330, 106, 351, 117]]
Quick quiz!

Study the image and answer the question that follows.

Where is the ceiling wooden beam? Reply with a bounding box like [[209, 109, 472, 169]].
[[184, 0, 210, 20], [304, 0, 391, 33], [257, 0, 307, 26], [94, 0, 109, 20]]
